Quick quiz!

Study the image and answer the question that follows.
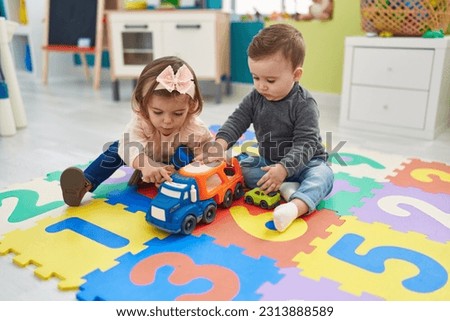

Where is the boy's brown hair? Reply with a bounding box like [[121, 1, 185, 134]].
[[247, 24, 306, 70]]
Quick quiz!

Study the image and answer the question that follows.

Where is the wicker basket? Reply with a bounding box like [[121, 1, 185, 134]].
[[361, 0, 450, 36]]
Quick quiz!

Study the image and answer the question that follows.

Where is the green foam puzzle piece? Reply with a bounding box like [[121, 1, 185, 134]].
[[318, 172, 383, 216], [330, 152, 385, 169]]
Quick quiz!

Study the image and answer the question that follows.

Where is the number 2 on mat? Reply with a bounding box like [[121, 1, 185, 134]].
[[0, 189, 64, 223]]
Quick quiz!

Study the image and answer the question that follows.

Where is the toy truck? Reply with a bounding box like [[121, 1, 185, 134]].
[[146, 157, 244, 235]]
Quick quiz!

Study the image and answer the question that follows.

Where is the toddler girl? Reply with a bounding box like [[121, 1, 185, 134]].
[[60, 56, 213, 206]]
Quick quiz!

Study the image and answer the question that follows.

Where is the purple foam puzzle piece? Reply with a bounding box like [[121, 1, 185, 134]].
[[352, 183, 450, 243], [102, 166, 134, 185], [257, 267, 382, 301], [324, 179, 360, 200]]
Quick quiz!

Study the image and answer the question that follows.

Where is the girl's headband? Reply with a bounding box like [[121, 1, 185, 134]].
[[155, 64, 195, 99]]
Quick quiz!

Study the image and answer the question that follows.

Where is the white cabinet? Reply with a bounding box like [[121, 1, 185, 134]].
[[109, 20, 163, 76], [339, 36, 450, 140], [162, 20, 217, 78], [107, 10, 230, 102]]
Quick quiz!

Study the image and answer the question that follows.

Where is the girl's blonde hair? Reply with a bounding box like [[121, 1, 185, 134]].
[[131, 56, 203, 120]]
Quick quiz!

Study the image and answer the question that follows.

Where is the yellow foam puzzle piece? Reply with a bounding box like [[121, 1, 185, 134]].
[[0, 199, 167, 290], [230, 205, 308, 242], [411, 168, 450, 183], [294, 217, 450, 300]]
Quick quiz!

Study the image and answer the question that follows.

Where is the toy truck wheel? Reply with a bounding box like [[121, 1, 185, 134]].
[[222, 189, 233, 208], [181, 215, 197, 235], [234, 182, 245, 199], [260, 200, 269, 209], [201, 204, 217, 224]]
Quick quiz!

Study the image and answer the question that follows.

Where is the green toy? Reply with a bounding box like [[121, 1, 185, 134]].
[[422, 29, 445, 38], [244, 188, 281, 210]]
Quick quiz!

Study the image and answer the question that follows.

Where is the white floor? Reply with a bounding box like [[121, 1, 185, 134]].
[[0, 71, 449, 300]]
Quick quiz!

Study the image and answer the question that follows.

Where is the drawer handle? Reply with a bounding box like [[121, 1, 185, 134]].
[[383, 105, 389, 110], [176, 24, 201, 29], [124, 24, 148, 29]]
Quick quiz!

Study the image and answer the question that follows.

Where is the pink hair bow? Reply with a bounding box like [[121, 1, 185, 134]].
[[155, 64, 195, 99]]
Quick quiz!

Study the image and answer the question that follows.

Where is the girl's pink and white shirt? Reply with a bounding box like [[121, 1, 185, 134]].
[[118, 113, 213, 167]]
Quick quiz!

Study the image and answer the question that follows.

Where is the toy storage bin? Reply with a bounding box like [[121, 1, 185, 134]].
[[361, 0, 450, 36], [206, 0, 222, 9]]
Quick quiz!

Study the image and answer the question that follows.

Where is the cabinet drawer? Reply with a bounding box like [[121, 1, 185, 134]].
[[349, 85, 428, 129], [352, 48, 434, 90], [162, 21, 216, 78]]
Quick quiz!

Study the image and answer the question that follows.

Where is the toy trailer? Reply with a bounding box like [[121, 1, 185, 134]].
[[146, 158, 245, 234], [178, 157, 244, 208]]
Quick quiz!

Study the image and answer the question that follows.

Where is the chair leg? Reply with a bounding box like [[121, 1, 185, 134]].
[[93, 49, 102, 90], [80, 53, 91, 82], [42, 49, 49, 85], [215, 82, 222, 104], [112, 79, 120, 101]]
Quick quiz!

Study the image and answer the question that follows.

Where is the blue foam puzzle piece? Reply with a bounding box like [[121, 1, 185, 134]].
[[105, 185, 152, 213], [77, 234, 282, 301], [46, 217, 130, 248]]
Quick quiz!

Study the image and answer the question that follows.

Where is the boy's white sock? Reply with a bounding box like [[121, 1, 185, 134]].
[[279, 182, 300, 201], [273, 202, 299, 232]]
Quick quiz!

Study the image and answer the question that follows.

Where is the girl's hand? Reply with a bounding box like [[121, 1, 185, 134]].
[[257, 164, 288, 194], [141, 162, 173, 184], [154, 166, 174, 188], [163, 164, 176, 176]]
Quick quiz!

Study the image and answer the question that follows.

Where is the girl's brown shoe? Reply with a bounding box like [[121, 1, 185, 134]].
[[60, 167, 92, 206]]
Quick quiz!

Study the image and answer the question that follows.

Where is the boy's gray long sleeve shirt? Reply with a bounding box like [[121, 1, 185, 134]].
[[216, 83, 327, 178]]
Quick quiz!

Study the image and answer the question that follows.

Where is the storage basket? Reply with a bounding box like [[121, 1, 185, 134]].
[[361, 0, 450, 36]]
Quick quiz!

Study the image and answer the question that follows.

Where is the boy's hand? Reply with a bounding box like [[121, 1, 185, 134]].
[[195, 139, 229, 164], [257, 164, 288, 194]]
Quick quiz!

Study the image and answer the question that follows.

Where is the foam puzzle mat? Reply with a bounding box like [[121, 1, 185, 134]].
[[1, 126, 450, 301]]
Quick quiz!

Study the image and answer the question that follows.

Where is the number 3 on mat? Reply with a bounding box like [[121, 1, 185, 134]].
[[328, 233, 448, 293]]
